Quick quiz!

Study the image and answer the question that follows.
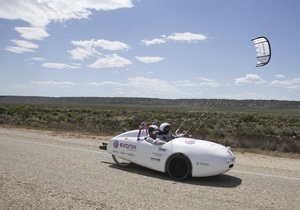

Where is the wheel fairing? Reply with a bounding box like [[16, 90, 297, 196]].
[[166, 154, 191, 180]]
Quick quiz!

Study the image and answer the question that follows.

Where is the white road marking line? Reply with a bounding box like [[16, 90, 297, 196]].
[[230, 170, 300, 181], [0, 137, 110, 155]]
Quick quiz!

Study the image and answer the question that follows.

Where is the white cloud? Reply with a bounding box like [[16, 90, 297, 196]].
[[0, 0, 134, 40], [69, 47, 99, 61], [88, 54, 131, 69], [136, 56, 165, 63], [141, 38, 166, 46], [31, 57, 47, 61], [5, 46, 34, 54], [31, 80, 76, 87], [69, 39, 130, 60], [275, 74, 286, 79], [86, 76, 177, 96], [128, 77, 176, 93], [167, 32, 207, 43], [42, 62, 81, 69], [142, 32, 207, 45], [177, 80, 198, 88], [197, 78, 221, 88], [77, 0, 134, 11], [15, 27, 49, 40], [71, 39, 130, 51], [234, 74, 266, 85], [197, 77, 216, 82], [82, 77, 232, 98], [87, 81, 129, 87], [5, 39, 38, 53], [270, 78, 300, 90]]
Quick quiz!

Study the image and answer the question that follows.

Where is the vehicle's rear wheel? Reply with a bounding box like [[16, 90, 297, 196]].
[[112, 155, 131, 167], [167, 154, 190, 180]]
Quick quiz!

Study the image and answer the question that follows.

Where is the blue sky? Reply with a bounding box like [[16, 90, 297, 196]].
[[0, 0, 299, 100]]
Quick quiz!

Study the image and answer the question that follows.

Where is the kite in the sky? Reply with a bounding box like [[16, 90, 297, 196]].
[[251, 36, 271, 67]]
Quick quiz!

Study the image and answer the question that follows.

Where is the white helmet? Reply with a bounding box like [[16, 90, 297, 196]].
[[148, 125, 159, 135], [160, 123, 171, 134]]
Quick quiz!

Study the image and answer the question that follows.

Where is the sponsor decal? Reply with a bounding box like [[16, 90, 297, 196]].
[[127, 153, 135, 157], [113, 140, 137, 151], [196, 162, 209, 166], [113, 140, 119, 148], [158, 148, 167, 152], [153, 152, 163, 157], [185, 140, 195, 145], [120, 143, 137, 150], [150, 157, 161, 162]]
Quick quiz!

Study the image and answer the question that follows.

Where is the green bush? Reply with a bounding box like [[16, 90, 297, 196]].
[[0, 106, 8, 114]]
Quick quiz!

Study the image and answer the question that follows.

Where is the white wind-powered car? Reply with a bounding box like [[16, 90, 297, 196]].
[[100, 122, 235, 180]]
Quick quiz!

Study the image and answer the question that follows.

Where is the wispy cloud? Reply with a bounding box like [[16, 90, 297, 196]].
[[141, 38, 166, 45], [5, 39, 39, 53], [31, 57, 47, 61], [198, 77, 221, 88], [88, 54, 132, 69], [141, 32, 207, 46], [270, 78, 300, 90], [0, 0, 134, 42], [87, 76, 177, 95], [42, 63, 81, 69], [87, 81, 129, 87], [167, 32, 207, 43], [69, 47, 100, 61], [136, 56, 165, 63], [15, 27, 49, 40], [234, 74, 266, 85], [31, 80, 76, 87], [275, 74, 286, 79], [177, 80, 198, 87], [71, 39, 130, 51], [69, 39, 130, 60]]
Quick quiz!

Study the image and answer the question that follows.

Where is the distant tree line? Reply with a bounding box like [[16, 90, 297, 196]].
[[1, 96, 300, 110]]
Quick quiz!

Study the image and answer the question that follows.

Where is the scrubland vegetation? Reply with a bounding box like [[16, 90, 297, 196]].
[[0, 97, 299, 154]]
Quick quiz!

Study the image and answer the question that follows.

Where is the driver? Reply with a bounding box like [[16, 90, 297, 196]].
[[145, 125, 166, 145]]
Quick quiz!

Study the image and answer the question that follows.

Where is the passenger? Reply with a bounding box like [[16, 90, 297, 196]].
[[145, 125, 166, 145], [158, 122, 188, 141], [158, 123, 175, 142]]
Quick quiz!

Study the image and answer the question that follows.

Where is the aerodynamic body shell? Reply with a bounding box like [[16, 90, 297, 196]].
[[106, 129, 235, 178]]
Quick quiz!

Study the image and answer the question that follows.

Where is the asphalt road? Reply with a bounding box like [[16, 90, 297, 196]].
[[1, 127, 300, 210]]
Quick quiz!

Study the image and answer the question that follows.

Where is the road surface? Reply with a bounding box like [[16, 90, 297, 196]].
[[1, 127, 300, 209]]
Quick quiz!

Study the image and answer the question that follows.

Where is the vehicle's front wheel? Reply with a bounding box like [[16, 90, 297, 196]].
[[167, 154, 190, 180], [112, 155, 131, 167]]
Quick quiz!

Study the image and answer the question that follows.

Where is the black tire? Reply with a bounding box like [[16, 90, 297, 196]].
[[167, 154, 190, 180], [112, 155, 131, 167]]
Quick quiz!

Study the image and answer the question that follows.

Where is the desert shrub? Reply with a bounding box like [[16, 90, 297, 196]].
[[238, 113, 258, 123], [213, 129, 226, 139], [0, 106, 8, 114], [0, 114, 12, 124], [0, 103, 299, 153]]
